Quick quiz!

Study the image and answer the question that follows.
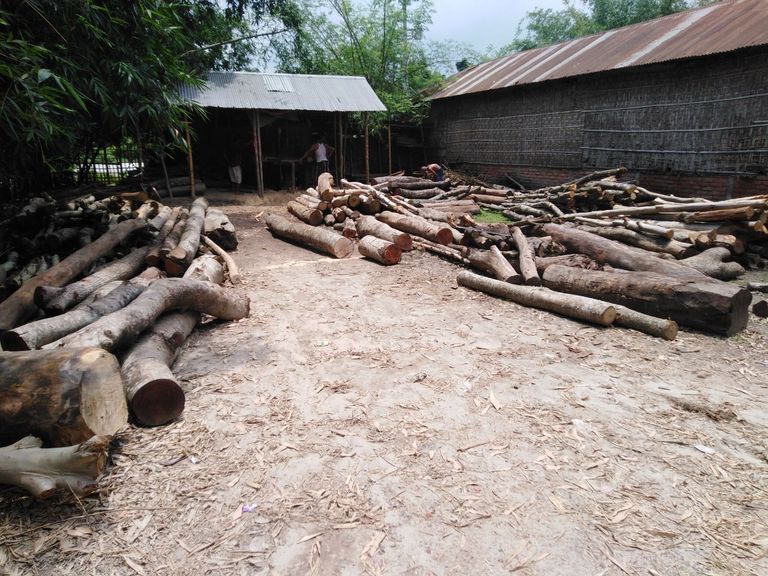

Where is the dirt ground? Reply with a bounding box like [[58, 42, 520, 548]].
[[2, 190, 768, 576]]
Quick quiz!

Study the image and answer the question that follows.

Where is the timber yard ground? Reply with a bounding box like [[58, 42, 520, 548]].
[[2, 190, 768, 576]]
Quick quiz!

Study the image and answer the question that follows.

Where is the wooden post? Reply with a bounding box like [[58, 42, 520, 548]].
[[251, 111, 264, 197], [339, 113, 345, 180], [387, 123, 392, 175], [364, 112, 370, 184], [256, 110, 264, 196], [334, 112, 340, 179], [185, 123, 195, 198]]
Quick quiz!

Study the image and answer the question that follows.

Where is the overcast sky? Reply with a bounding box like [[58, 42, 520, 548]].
[[425, 0, 568, 51]]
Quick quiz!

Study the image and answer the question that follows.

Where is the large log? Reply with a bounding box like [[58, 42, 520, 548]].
[[166, 197, 208, 276], [457, 270, 616, 326], [468, 246, 521, 283], [576, 225, 697, 259], [680, 247, 745, 280], [2, 268, 161, 351], [376, 211, 453, 245], [204, 208, 238, 251], [158, 209, 189, 264], [391, 187, 443, 200], [510, 226, 541, 286], [541, 264, 751, 335], [356, 215, 413, 251], [266, 213, 354, 258], [146, 206, 181, 266], [0, 219, 148, 332], [0, 348, 128, 446], [121, 255, 224, 427], [0, 435, 109, 498], [45, 278, 250, 352], [358, 236, 401, 265], [317, 172, 335, 201]]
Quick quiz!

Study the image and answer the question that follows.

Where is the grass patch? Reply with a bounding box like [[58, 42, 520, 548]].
[[473, 208, 512, 224]]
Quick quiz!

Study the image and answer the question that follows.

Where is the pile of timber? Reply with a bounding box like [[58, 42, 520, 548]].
[[0, 192, 246, 499], [272, 169, 766, 339]]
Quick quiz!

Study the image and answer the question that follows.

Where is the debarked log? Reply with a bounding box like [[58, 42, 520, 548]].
[[0, 348, 128, 446], [541, 264, 751, 335], [376, 211, 453, 245], [266, 213, 353, 258], [358, 236, 401, 265], [457, 270, 617, 326]]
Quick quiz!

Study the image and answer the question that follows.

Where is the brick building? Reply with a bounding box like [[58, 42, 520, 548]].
[[427, 0, 768, 199]]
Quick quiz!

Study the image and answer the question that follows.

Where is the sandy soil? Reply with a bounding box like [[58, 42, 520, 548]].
[[1, 191, 768, 576]]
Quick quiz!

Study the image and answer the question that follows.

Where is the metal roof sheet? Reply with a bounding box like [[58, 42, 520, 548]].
[[430, 0, 768, 100], [180, 71, 386, 112]]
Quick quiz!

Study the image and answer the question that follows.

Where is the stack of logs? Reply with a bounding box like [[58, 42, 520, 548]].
[[268, 169, 767, 342], [0, 190, 247, 499]]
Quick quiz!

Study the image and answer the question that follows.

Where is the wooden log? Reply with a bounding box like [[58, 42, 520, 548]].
[[288, 200, 323, 226], [36, 247, 151, 314], [0, 348, 128, 446], [201, 236, 242, 285], [693, 233, 744, 255], [317, 172, 335, 201], [559, 197, 767, 220], [471, 246, 522, 283], [120, 255, 223, 427], [683, 206, 758, 223], [457, 270, 616, 326], [679, 247, 745, 280], [746, 282, 768, 293], [332, 207, 347, 223], [612, 305, 678, 340], [146, 206, 181, 266], [0, 435, 109, 498], [576, 225, 697, 259], [510, 226, 541, 286], [753, 300, 768, 318], [342, 219, 357, 239], [541, 264, 751, 335], [358, 236, 401, 265], [323, 213, 336, 226], [159, 209, 188, 264], [534, 254, 601, 273], [331, 195, 349, 208], [413, 239, 469, 264], [204, 208, 238, 251], [0, 219, 148, 332], [542, 224, 713, 282], [295, 194, 322, 210], [42, 227, 79, 253], [2, 269, 160, 351], [391, 187, 442, 200], [358, 195, 382, 215], [45, 278, 250, 352], [376, 211, 453, 246], [266, 213, 354, 258], [166, 197, 208, 276], [353, 216, 409, 250]]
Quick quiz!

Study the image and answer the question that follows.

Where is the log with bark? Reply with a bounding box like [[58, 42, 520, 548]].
[[317, 172, 335, 201], [288, 200, 323, 226], [510, 226, 541, 285], [201, 236, 242, 285], [121, 255, 224, 426], [541, 264, 751, 335], [2, 268, 161, 351], [753, 300, 768, 318], [166, 196, 208, 276], [146, 206, 181, 266], [468, 246, 521, 283], [457, 270, 617, 326], [45, 278, 250, 352], [376, 211, 453, 245], [342, 219, 357, 239], [358, 236, 401, 265], [0, 218, 149, 332], [0, 347, 128, 446], [575, 225, 697, 259], [266, 213, 354, 258], [204, 208, 238, 251], [0, 435, 109, 498], [746, 282, 768, 293], [158, 209, 189, 264], [679, 247, 745, 280]]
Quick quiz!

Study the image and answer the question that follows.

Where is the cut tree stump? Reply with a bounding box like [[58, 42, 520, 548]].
[[355, 215, 412, 251], [376, 211, 453, 245], [358, 236, 401, 265], [0, 348, 128, 446], [457, 270, 617, 326], [0, 219, 148, 332], [0, 435, 109, 498], [166, 197, 208, 276], [46, 278, 250, 352], [121, 255, 224, 426], [541, 264, 751, 335], [266, 213, 353, 258]]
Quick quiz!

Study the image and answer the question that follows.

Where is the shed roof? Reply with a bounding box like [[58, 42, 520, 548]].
[[180, 71, 386, 112], [430, 0, 768, 100]]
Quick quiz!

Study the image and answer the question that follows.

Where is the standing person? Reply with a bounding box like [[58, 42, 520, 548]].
[[302, 135, 335, 182], [422, 163, 445, 182], [226, 139, 248, 193]]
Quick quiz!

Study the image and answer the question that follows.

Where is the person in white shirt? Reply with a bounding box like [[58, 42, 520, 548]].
[[302, 135, 335, 181]]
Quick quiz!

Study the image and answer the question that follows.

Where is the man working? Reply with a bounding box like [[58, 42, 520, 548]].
[[301, 136, 334, 182], [422, 163, 445, 182]]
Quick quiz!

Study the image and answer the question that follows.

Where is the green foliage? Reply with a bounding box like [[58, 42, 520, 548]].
[[474, 208, 512, 224], [500, 0, 720, 54], [276, 0, 444, 130]]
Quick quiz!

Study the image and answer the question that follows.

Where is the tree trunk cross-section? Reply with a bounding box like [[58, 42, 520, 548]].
[[0, 348, 128, 447]]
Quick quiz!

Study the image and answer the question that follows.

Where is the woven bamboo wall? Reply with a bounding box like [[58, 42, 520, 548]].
[[428, 46, 768, 177]]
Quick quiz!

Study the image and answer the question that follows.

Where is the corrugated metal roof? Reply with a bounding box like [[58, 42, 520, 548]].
[[430, 0, 768, 100], [180, 71, 386, 112]]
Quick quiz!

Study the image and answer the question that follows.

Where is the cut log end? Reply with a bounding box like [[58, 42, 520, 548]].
[[754, 300, 768, 318], [0, 330, 29, 351], [131, 378, 185, 426]]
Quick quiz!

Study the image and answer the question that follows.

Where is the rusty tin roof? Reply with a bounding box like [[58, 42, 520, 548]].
[[430, 0, 768, 100]]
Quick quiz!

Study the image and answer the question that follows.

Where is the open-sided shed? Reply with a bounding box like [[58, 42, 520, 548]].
[[180, 72, 386, 193]]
